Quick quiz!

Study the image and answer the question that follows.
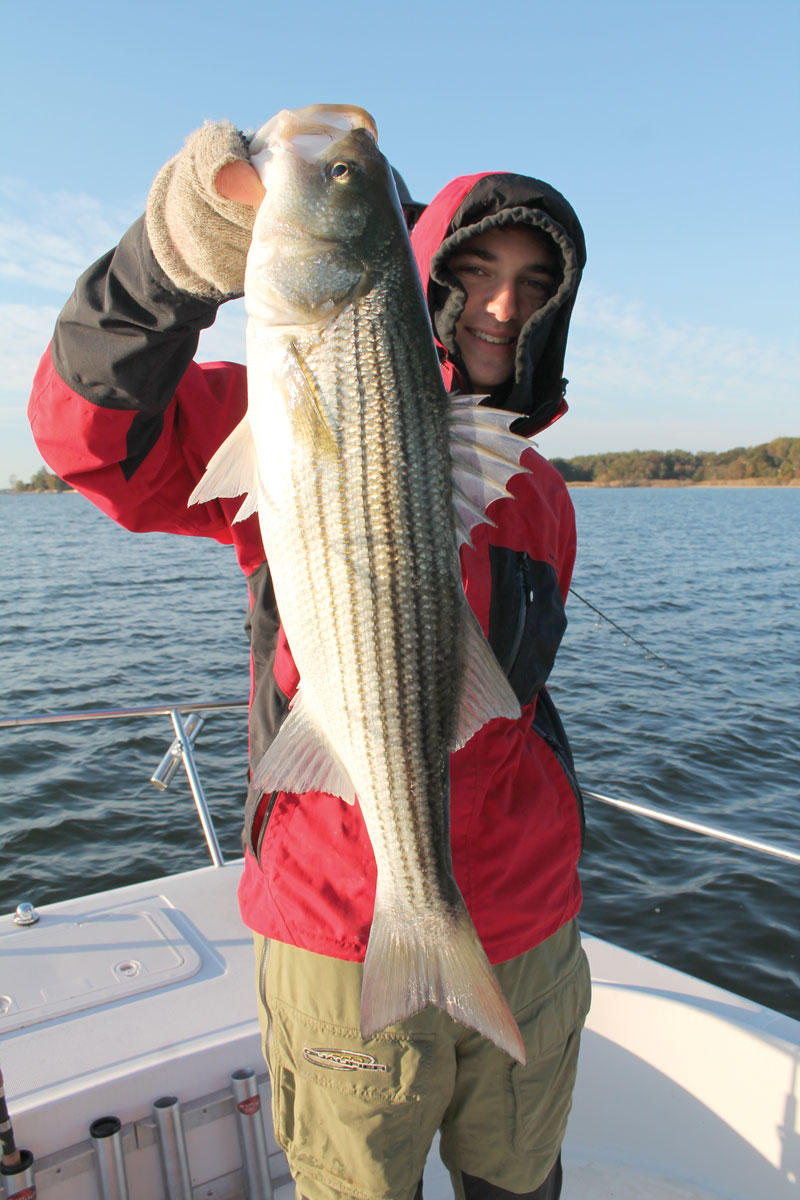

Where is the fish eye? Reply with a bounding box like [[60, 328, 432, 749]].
[[330, 162, 351, 181]]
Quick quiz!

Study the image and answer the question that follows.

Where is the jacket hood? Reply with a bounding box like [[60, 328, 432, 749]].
[[411, 172, 586, 436]]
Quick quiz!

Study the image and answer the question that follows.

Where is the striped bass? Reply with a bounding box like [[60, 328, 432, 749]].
[[190, 104, 531, 1062]]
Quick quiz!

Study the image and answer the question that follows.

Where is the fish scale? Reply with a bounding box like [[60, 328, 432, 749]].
[[189, 103, 530, 1061], [315, 303, 455, 893]]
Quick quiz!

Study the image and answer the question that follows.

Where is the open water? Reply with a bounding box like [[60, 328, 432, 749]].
[[1, 487, 798, 1018]]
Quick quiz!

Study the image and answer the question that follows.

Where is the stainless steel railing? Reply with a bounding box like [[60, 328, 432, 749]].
[[584, 790, 800, 865], [0, 701, 248, 869], [1, 702, 797, 867]]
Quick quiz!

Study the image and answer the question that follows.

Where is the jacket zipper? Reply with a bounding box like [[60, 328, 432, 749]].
[[257, 937, 273, 1063], [506, 552, 585, 853], [505, 551, 532, 675]]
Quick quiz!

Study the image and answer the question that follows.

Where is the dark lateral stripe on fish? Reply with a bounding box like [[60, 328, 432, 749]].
[[330, 313, 403, 867], [388, 314, 456, 764], [353, 307, 421, 888], [375, 313, 445, 897], [337, 303, 429, 890], [386, 317, 452, 885], [357, 305, 453, 898], [388, 356, 451, 892], [332, 318, 377, 805]]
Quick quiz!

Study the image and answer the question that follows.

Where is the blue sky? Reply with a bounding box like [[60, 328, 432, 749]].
[[2, 0, 798, 485]]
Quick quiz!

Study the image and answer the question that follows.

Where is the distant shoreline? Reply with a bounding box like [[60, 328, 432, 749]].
[[565, 479, 800, 489], [4, 480, 799, 495]]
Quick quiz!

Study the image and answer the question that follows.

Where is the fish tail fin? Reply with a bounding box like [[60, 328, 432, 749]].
[[360, 900, 525, 1064]]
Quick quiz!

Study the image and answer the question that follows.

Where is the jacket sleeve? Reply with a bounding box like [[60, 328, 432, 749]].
[[28, 215, 247, 540]]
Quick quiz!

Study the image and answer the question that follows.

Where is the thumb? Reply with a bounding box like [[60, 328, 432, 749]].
[[215, 160, 265, 207]]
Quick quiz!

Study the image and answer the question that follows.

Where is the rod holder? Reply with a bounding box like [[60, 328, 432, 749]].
[[231, 1069, 272, 1199], [150, 714, 204, 791], [153, 1096, 193, 1200], [89, 1117, 130, 1200], [0, 1149, 36, 1200], [168, 711, 224, 867]]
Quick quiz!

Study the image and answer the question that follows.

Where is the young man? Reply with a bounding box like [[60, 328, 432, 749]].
[[28, 118, 589, 1200]]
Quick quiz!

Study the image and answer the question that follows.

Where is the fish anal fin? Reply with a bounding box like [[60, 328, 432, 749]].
[[250, 688, 357, 804], [453, 601, 521, 750], [360, 897, 525, 1064], [188, 414, 259, 510]]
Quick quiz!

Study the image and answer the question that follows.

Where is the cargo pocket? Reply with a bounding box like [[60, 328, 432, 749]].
[[507, 950, 591, 1161], [271, 1000, 435, 1198]]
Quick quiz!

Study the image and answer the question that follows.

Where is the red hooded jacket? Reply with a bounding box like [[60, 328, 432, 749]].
[[28, 169, 586, 964]]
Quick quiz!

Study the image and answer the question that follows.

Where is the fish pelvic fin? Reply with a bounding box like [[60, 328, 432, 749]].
[[187, 414, 259, 523], [360, 898, 525, 1064], [449, 395, 532, 550], [453, 600, 521, 750], [250, 688, 357, 804]]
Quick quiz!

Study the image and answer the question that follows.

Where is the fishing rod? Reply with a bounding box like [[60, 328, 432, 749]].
[[568, 587, 682, 675], [0, 1065, 35, 1198], [0, 1066, 21, 1172]]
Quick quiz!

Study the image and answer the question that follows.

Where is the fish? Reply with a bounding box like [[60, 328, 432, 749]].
[[189, 104, 532, 1062]]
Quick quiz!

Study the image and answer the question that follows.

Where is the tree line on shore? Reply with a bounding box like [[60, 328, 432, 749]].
[[10, 466, 73, 493], [10, 436, 799, 492], [550, 437, 799, 485]]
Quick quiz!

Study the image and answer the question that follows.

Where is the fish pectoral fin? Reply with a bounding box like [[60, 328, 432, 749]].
[[250, 689, 357, 804], [188, 414, 259, 519], [283, 341, 337, 458], [453, 601, 521, 750], [360, 896, 525, 1064], [449, 396, 531, 549]]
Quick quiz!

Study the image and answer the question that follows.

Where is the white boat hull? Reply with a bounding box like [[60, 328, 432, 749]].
[[2, 863, 797, 1199]]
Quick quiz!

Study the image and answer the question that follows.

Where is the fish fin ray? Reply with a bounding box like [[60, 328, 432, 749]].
[[449, 398, 531, 549], [233, 492, 259, 523], [188, 415, 259, 509], [360, 898, 525, 1064], [283, 341, 337, 457], [250, 689, 357, 804], [453, 601, 521, 750]]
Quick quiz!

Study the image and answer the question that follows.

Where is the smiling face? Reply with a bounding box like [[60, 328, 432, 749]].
[[447, 225, 560, 393]]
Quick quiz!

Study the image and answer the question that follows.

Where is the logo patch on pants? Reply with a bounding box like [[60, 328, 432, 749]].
[[303, 1046, 388, 1072]]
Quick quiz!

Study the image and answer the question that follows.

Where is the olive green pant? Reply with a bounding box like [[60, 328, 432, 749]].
[[254, 921, 590, 1200]]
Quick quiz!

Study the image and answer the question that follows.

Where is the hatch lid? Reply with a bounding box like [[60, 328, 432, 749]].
[[0, 899, 202, 1033]]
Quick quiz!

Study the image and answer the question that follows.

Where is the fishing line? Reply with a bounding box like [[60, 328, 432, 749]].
[[568, 587, 683, 676]]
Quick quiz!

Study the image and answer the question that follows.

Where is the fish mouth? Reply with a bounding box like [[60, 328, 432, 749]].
[[250, 104, 378, 177]]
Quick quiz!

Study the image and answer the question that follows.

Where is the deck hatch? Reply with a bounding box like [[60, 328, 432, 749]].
[[0, 899, 202, 1033]]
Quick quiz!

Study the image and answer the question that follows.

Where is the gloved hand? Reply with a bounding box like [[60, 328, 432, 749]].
[[146, 121, 264, 301]]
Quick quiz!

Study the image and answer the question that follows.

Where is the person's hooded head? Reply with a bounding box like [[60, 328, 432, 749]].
[[411, 172, 586, 437]]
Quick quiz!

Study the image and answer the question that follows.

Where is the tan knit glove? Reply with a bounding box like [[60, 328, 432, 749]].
[[146, 121, 257, 300]]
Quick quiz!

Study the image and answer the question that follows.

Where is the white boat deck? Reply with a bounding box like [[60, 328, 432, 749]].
[[1, 861, 798, 1199]]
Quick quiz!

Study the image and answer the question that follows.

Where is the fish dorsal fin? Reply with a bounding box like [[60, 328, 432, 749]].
[[449, 395, 531, 549], [188, 414, 260, 523], [250, 688, 357, 804], [452, 600, 521, 750]]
